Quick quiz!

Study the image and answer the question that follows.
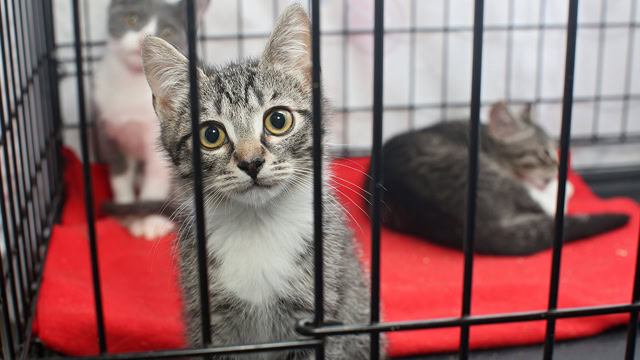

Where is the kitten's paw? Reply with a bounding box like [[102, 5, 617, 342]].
[[129, 215, 175, 240]]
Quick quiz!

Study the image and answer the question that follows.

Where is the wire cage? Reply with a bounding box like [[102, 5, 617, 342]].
[[0, 0, 639, 359]]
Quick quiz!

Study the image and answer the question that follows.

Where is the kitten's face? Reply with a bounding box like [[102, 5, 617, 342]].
[[489, 103, 559, 188], [142, 5, 316, 206], [107, 0, 207, 72]]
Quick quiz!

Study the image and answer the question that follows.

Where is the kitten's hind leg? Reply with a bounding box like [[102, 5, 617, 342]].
[[477, 214, 555, 255]]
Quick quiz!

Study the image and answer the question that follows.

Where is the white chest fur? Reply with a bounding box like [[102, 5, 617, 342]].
[[93, 49, 159, 158], [526, 178, 574, 216], [205, 187, 313, 305]]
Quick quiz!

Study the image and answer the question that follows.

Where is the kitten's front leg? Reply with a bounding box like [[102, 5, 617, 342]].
[[130, 150, 174, 239], [97, 125, 137, 204], [109, 155, 137, 204]]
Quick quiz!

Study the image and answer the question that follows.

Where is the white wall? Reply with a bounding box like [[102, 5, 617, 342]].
[[54, 0, 640, 169]]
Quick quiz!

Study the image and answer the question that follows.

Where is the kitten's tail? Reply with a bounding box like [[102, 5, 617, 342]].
[[482, 213, 629, 255], [100, 200, 178, 217], [564, 213, 630, 242]]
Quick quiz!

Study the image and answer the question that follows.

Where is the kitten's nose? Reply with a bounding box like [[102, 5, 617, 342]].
[[237, 158, 265, 180]]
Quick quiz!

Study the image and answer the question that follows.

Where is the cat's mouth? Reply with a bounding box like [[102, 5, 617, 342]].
[[236, 180, 275, 193], [523, 177, 552, 190], [229, 180, 284, 206]]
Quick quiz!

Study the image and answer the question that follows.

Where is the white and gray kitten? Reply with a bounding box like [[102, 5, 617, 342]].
[[141, 5, 384, 359], [93, 0, 208, 239], [374, 103, 629, 255]]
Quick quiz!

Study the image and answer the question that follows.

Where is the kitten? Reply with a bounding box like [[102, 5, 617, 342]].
[[141, 5, 383, 359], [93, 0, 209, 239], [372, 103, 629, 256]]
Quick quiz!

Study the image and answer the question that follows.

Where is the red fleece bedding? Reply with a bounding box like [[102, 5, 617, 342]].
[[35, 148, 640, 357]]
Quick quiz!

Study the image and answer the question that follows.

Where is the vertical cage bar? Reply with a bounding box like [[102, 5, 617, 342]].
[[407, 0, 417, 128], [0, 0, 25, 340], [625, 221, 640, 359], [32, 0, 54, 221], [185, 0, 212, 348], [0, 17, 15, 354], [440, 0, 450, 120], [19, 0, 44, 270], [43, 0, 63, 188], [0, 233, 14, 358], [17, 0, 38, 296], [310, 1, 325, 359], [621, 0, 637, 138], [8, 0, 35, 293], [3, 0, 30, 328], [590, 0, 608, 142], [341, 0, 349, 156], [504, 0, 514, 100], [534, 0, 548, 103], [34, 0, 49, 254], [42, 0, 58, 191], [272, 0, 278, 22], [369, 0, 384, 358], [0, 124, 17, 358], [71, 0, 107, 353], [542, 0, 580, 359], [236, 0, 244, 59], [459, 0, 484, 358]]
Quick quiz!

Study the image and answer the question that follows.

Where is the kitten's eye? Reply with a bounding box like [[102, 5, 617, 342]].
[[125, 13, 139, 27], [200, 124, 226, 149], [160, 27, 173, 39], [264, 109, 293, 135]]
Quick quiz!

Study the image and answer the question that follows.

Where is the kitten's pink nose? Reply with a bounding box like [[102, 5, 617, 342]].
[[234, 142, 266, 180], [237, 158, 265, 180]]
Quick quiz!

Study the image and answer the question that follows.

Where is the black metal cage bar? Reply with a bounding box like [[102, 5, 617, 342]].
[[185, 0, 212, 349], [71, 0, 107, 354], [0, 0, 639, 359], [369, 0, 384, 359], [542, 0, 580, 358], [625, 220, 640, 360], [310, 0, 326, 358], [459, 0, 484, 358], [0, 0, 64, 358], [621, 0, 638, 140]]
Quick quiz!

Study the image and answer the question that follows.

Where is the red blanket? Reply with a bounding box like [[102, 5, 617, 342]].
[[35, 148, 640, 357]]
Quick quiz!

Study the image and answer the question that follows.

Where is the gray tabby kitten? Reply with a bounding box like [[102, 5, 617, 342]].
[[373, 103, 629, 255], [141, 5, 383, 359]]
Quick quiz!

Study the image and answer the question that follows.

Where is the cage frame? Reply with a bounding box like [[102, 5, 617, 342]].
[[0, 0, 639, 359]]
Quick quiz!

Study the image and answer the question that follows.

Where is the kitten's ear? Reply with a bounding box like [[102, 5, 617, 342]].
[[260, 5, 312, 83], [142, 36, 204, 116], [489, 102, 523, 139], [520, 103, 534, 124]]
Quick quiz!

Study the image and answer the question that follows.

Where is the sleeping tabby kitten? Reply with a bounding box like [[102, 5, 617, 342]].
[[371, 103, 629, 255], [140, 5, 382, 359]]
